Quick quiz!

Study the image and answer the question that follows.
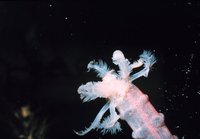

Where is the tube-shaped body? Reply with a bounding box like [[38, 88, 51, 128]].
[[75, 50, 178, 139], [117, 85, 178, 139]]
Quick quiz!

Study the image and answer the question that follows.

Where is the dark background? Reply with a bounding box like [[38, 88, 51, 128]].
[[0, 1, 199, 139]]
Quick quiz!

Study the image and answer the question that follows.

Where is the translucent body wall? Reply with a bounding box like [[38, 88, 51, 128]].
[[75, 50, 178, 139]]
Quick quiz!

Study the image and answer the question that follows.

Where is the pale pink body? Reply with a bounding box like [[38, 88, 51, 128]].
[[75, 50, 178, 139], [118, 85, 177, 139]]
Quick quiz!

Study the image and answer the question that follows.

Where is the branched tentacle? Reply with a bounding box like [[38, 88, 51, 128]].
[[130, 50, 156, 81], [97, 104, 121, 135], [74, 102, 110, 135], [87, 60, 110, 78]]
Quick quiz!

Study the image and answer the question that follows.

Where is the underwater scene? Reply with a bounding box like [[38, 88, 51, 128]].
[[0, 1, 199, 139]]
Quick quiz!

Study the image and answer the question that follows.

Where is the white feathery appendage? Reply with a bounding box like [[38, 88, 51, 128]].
[[140, 50, 157, 77], [87, 60, 110, 78], [130, 50, 157, 81], [78, 82, 99, 102], [74, 102, 110, 135], [112, 50, 132, 80], [99, 120, 122, 135], [140, 50, 157, 69], [131, 59, 144, 69], [97, 103, 121, 135]]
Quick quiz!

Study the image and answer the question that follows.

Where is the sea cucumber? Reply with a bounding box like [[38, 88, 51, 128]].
[[75, 50, 178, 139]]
